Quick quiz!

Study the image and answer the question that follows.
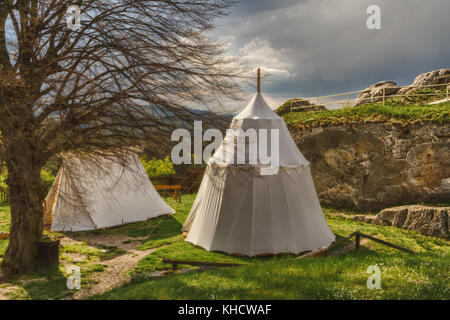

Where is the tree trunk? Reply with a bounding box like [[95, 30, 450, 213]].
[[1, 158, 44, 276]]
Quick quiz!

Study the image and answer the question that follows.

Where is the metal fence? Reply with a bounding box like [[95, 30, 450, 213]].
[[290, 82, 450, 111]]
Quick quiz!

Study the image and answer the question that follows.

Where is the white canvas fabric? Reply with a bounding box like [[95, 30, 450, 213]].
[[183, 93, 335, 256], [45, 152, 174, 232], [210, 93, 309, 167]]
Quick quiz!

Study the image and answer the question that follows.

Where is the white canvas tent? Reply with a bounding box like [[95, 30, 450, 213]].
[[183, 84, 335, 256], [44, 151, 174, 232]]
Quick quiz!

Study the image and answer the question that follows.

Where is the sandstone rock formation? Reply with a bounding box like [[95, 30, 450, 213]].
[[398, 68, 450, 95], [293, 123, 450, 211], [353, 69, 450, 106], [290, 99, 327, 112], [353, 81, 400, 106], [353, 205, 449, 239]]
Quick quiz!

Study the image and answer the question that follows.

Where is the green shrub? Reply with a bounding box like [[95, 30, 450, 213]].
[[0, 166, 55, 196], [275, 100, 294, 116], [140, 156, 176, 178], [40, 169, 56, 192], [0, 167, 7, 192]]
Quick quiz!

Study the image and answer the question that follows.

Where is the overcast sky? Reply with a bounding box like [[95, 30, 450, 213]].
[[212, 0, 450, 109]]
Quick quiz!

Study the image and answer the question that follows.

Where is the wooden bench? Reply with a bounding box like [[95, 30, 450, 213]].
[[154, 185, 182, 201], [162, 259, 244, 271], [0, 232, 9, 240]]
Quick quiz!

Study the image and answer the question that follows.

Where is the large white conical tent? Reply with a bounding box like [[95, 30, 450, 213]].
[[44, 151, 174, 232], [183, 74, 335, 256]]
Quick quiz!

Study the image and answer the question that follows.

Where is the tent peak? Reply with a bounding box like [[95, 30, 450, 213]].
[[257, 68, 261, 93], [235, 92, 281, 120]]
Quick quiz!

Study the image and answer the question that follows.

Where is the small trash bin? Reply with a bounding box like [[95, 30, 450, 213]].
[[37, 239, 60, 274]]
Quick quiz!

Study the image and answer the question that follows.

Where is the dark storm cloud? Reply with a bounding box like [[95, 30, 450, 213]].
[[214, 0, 450, 106]]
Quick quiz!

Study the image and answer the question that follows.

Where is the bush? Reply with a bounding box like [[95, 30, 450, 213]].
[[40, 169, 56, 192], [275, 100, 293, 116], [140, 156, 176, 178], [0, 166, 55, 196], [0, 167, 7, 193]]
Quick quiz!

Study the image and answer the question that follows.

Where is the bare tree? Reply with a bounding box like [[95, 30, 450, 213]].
[[0, 0, 242, 276]]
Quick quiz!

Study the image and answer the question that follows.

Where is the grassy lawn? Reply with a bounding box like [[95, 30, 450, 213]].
[[0, 195, 449, 300], [280, 101, 450, 129], [95, 195, 449, 300]]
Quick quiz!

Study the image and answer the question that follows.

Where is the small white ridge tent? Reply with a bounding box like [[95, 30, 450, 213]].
[[44, 151, 174, 232], [182, 70, 335, 256]]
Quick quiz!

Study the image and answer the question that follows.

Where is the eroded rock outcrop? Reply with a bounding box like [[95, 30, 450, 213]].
[[398, 68, 450, 95], [290, 99, 327, 112], [293, 123, 450, 211], [353, 205, 449, 239], [353, 69, 450, 106], [353, 81, 400, 106]]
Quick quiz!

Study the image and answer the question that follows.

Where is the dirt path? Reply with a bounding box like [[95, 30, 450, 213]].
[[0, 285, 19, 300], [59, 233, 160, 300], [0, 233, 161, 300], [73, 245, 159, 299]]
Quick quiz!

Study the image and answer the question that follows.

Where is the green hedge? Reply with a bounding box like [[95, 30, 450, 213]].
[[0, 167, 55, 199], [140, 156, 176, 179]]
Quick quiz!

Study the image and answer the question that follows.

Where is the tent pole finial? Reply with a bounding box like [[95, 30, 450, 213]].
[[257, 68, 261, 93]]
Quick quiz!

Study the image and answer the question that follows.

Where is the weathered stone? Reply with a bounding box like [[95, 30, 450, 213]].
[[353, 69, 450, 106], [294, 123, 450, 211], [354, 206, 449, 239], [398, 68, 450, 95], [353, 81, 400, 106], [290, 99, 327, 112]]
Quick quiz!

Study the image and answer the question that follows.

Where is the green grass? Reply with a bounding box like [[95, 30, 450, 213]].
[[1, 195, 449, 300], [281, 102, 450, 129], [2, 239, 128, 300], [94, 195, 450, 300], [94, 252, 449, 300]]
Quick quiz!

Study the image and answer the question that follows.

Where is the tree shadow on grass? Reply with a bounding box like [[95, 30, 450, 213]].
[[66, 214, 183, 240], [0, 268, 73, 300]]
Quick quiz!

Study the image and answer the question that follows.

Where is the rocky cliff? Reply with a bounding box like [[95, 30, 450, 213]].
[[353, 68, 450, 106], [293, 123, 450, 211]]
